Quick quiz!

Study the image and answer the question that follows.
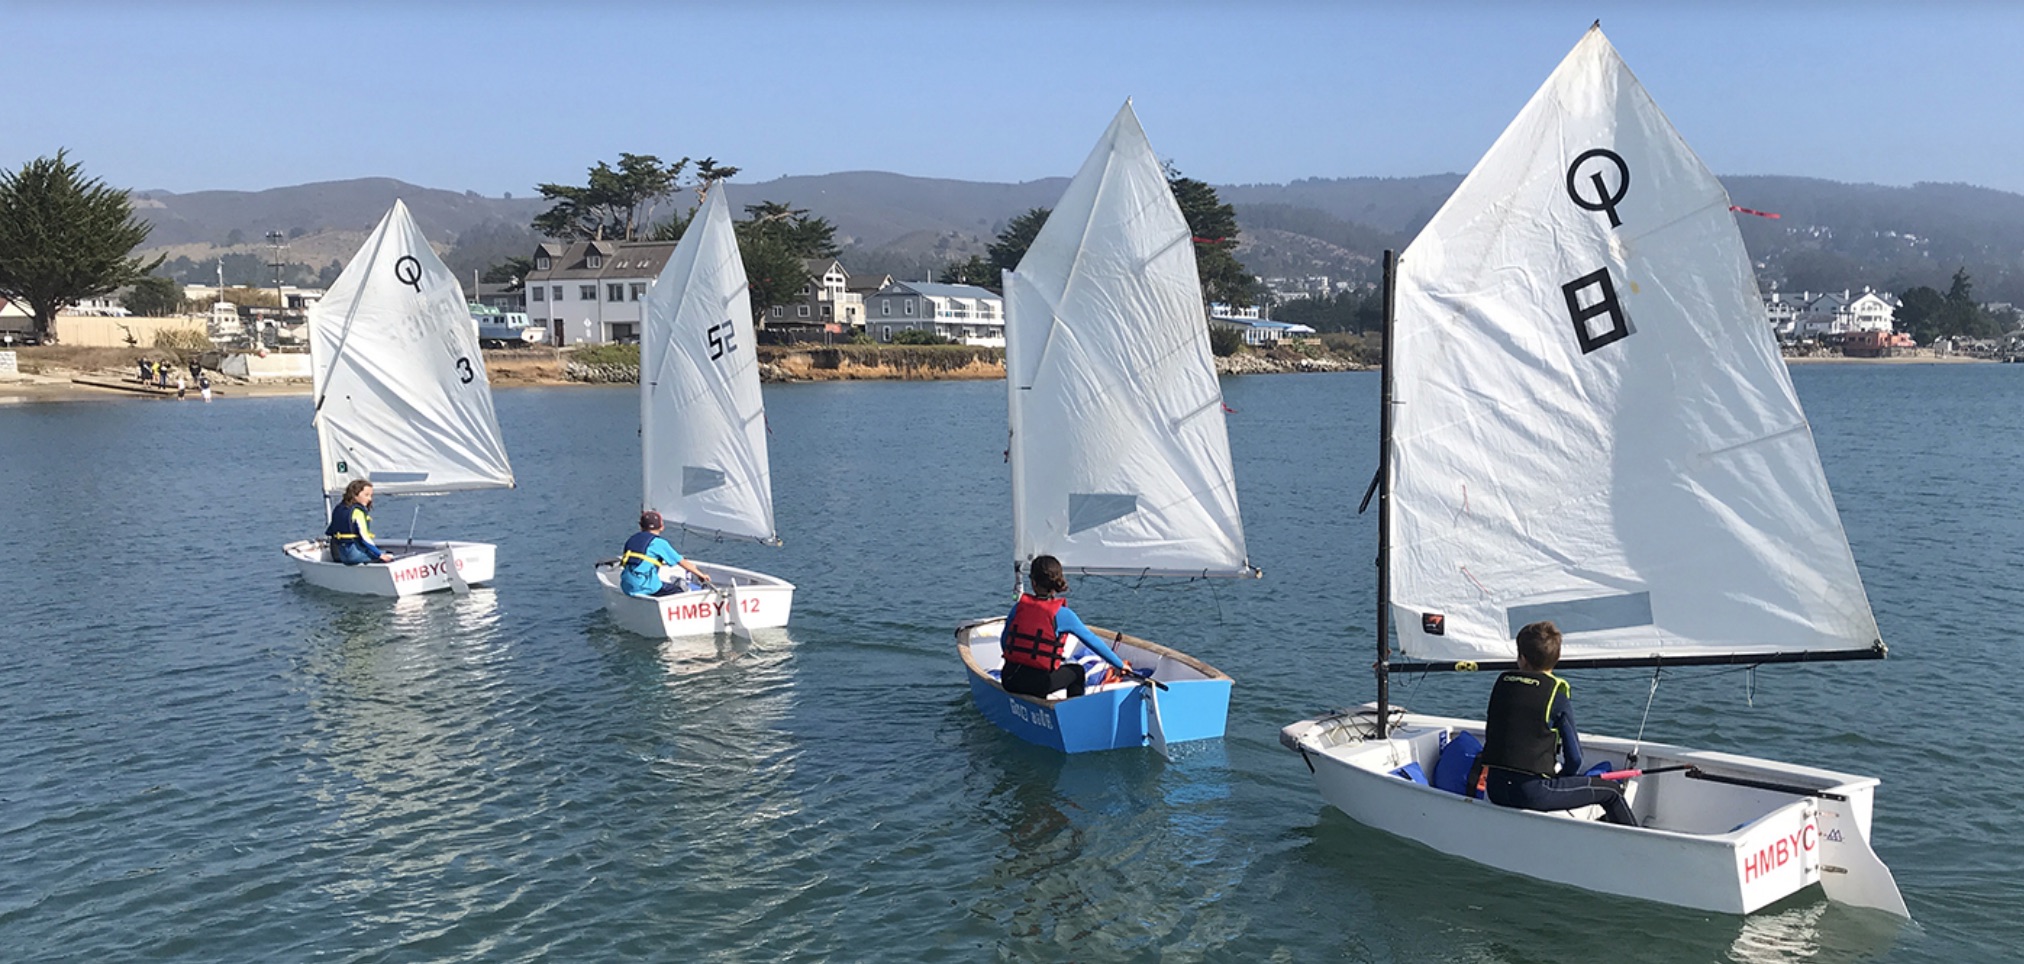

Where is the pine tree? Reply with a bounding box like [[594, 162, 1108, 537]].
[[0, 151, 163, 342]]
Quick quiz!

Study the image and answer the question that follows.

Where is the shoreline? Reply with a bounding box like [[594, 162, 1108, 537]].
[[0, 346, 1997, 405]]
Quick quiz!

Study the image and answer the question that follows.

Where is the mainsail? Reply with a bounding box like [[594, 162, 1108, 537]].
[[640, 187, 776, 544], [1004, 100, 1252, 577], [1387, 27, 1881, 666], [310, 200, 514, 498]]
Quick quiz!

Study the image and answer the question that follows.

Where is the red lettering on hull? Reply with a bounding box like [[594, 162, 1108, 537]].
[[1742, 821, 1819, 883], [662, 596, 764, 622]]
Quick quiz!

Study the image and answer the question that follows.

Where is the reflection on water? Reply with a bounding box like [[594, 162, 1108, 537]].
[[958, 711, 1249, 959], [0, 372, 2011, 961]]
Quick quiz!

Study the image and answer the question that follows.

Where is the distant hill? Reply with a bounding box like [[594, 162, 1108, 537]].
[[128, 171, 2024, 303]]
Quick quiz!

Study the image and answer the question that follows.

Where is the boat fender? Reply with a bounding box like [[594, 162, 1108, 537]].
[[1392, 761, 1430, 785], [1433, 731, 1484, 797]]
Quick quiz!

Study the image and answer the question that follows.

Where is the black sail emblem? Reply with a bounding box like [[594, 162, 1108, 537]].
[[393, 255, 424, 292], [1566, 148, 1630, 228], [1559, 148, 1634, 354]]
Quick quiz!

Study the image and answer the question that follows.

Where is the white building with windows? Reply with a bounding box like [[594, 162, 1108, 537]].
[[863, 281, 1004, 346], [763, 258, 860, 331], [1209, 302, 1314, 345], [1766, 287, 1899, 339], [523, 239, 676, 344]]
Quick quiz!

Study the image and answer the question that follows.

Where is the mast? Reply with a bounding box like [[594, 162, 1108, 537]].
[[1374, 250, 1397, 738]]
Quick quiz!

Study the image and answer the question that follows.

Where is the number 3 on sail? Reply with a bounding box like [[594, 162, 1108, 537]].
[[1279, 26, 1909, 919]]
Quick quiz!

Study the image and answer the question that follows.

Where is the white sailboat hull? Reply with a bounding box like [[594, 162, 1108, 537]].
[[594, 560, 794, 638], [1282, 707, 1905, 916], [284, 539, 496, 597]]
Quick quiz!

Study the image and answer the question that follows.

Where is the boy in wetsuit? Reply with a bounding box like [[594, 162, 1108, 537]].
[[1475, 620, 1636, 826]]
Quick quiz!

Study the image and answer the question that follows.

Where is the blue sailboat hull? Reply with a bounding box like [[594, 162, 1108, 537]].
[[957, 620, 1232, 753]]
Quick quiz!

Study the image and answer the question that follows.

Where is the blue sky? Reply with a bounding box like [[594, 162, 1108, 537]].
[[6, 1, 2022, 196]]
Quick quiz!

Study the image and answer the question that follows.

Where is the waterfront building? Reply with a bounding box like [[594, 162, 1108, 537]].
[[864, 281, 1004, 346], [1762, 287, 1899, 339], [764, 258, 856, 333], [523, 240, 676, 344], [1209, 302, 1316, 345]]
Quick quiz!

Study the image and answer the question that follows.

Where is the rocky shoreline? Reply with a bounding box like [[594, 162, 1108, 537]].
[[561, 343, 1368, 384]]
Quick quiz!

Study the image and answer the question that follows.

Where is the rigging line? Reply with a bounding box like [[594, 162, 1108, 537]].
[[312, 214, 396, 418], [1629, 663, 1663, 764]]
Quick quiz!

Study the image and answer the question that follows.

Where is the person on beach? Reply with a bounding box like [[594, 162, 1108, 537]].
[[997, 555, 1131, 700], [175, 372, 187, 399], [137, 358, 151, 385], [198, 373, 212, 403], [618, 510, 711, 596], [155, 362, 169, 389], [325, 480, 393, 565], [1473, 621, 1636, 826]]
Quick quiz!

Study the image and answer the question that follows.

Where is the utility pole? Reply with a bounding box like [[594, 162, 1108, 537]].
[[266, 230, 287, 346]]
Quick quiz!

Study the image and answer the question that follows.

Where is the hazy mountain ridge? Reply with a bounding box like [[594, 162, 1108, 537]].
[[128, 171, 2024, 302]]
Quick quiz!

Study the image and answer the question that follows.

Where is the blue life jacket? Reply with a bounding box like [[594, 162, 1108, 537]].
[[325, 500, 381, 556]]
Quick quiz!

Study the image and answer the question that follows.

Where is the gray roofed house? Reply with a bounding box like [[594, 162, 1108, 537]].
[[863, 280, 1004, 346], [764, 257, 859, 332], [524, 240, 678, 345]]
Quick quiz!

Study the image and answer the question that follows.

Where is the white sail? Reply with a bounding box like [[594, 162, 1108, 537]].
[[640, 187, 776, 544], [310, 200, 513, 498], [1005, 101, 1251, 577], [1387, 27, 1880, 665]]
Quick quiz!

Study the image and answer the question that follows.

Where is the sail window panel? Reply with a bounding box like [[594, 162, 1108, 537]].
[[1505, 592, 1654, 637], [1067, 494, 1139, 535], [683, 465, 728, 495]]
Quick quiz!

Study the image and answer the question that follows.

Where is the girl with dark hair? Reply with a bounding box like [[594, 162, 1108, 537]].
[[998, 555, 1131, 699], [325, 480, 393, 565]]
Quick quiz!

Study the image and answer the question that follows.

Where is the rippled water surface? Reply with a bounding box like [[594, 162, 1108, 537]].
[[1, 365, 2017, 962]]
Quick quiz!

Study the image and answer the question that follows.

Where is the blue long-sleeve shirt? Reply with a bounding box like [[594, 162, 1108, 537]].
[[1549, 690, 1584, 777], [998, 601, 1129, 670]]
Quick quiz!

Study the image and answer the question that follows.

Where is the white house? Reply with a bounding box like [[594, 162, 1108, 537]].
[[524, 239, 677, 344], [1209, 302, 1315, 345], [763, 258, 858, 332], [1763, 287, 1898, 339], [864, 281, 1004, 346]]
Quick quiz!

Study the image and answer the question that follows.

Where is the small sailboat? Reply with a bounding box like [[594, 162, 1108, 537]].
[[284, 200, 515, 596], [1279, 27, 1908, 917], [957, 101, 1256, 754], [594, 187, 794, 638]]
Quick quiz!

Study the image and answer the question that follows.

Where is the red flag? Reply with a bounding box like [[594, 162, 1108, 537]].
[[1729, 205, 1781, 219]]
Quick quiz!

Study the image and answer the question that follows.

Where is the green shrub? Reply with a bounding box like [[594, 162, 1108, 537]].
[[571, 342, 640, 366], [892, 329, 953, 346]]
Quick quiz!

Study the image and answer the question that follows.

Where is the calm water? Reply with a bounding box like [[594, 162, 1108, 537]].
[[1, 365, 2018, 962]]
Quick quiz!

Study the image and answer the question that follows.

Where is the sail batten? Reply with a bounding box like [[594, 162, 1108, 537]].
[[309, 200, 514, 499], [1387, 27, 1880, 665], [640, 188, 776, 544], [1007, 102, 1250, 576]]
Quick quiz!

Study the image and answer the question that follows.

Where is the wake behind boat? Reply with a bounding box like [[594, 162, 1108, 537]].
[[959, 101, 1257, 755], [597, 186, 794, 638], [1280, 27, 1906, 917], [287, 199, 515, 597]]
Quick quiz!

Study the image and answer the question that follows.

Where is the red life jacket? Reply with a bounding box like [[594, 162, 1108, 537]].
[[1003, 594, 1068, 671]]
